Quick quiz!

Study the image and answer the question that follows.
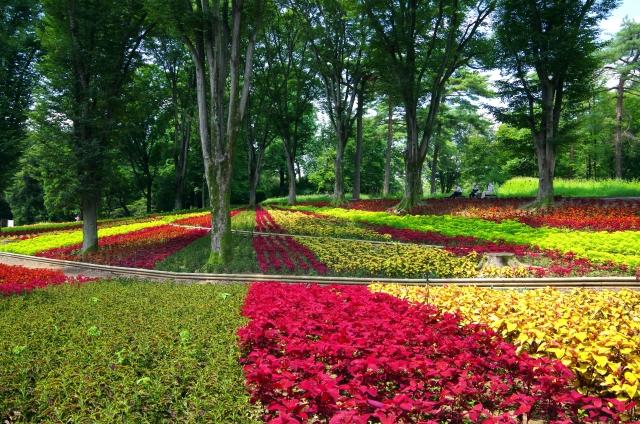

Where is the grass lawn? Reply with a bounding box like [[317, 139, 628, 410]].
[[497, 177, 640, 198], [0, 280, 260, 423], [155, 233, 261, 274]]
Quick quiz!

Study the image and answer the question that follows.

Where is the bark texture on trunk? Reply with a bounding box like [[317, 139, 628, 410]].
[[614, 76, 625, 179], [174, 119, 191, 210], [81, 194, 98, 253], [286, 156, 297, 205], [383, 99, 393, 197], [334, 126, 347, 205], [185, 0, 260, 265], [429, 139, 441, 195], [533, 78, 562, 205]]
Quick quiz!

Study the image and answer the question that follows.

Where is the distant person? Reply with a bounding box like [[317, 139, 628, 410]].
[[470, 183, 480, 198], [449, 184, 463, 198], [75, 213, 81, 222], [481, 183, 495, 199]]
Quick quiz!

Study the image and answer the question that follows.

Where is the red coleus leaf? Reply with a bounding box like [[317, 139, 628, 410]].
[[238, 283, 629, 423]]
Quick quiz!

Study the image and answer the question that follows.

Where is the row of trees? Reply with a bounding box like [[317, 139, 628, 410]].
[[2, 0, 637, 264]]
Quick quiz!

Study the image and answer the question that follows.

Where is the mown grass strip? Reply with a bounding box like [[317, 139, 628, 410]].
[[498, 177, 640, 198], [0, 279, 261, 423], [156, 211, 259, 273]]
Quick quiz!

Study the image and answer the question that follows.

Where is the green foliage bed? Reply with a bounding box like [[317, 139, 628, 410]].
[[0, 280, 260, 423]]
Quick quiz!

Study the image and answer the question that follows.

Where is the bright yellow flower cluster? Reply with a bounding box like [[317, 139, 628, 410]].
[[370, 284, 640, 400], [267, 208, 390, 241]]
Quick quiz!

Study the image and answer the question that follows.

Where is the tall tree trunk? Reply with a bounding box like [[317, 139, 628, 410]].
[[284, 144, 297, 205], [430, 139, 441, 195], [535, 80, 558, 204], [81, 193, 98, 253], [334, 129, 347, 205], [397, 109, 423, 211], [146, 179, 152, 213], [279, 166, 286, 195], [248, 149, 263, 209], [535, 133, 555, 203], [614, 76, 625, 179], [352, 87, 364, 200], [383, 98, 393, 197], [174, 120, 190, 210]]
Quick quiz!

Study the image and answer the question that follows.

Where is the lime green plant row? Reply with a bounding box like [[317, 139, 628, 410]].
[[292, 206, 640, 268], [0, 280, 261, 423], [266, 208, 390, 241], [498, 177, 640, 198], [0, 213, 203, 256]]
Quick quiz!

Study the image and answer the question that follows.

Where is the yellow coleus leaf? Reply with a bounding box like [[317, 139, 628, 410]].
[[574, 332, 588, 342]]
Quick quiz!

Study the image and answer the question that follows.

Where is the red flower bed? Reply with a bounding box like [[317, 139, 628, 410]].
[[253, 209, 327, 274], [0, 264, 88, 296], [38, 225, 208, 269], [239, 283, 630, 423], [309, 198, 640, 232], [172, 209, 242, 228]]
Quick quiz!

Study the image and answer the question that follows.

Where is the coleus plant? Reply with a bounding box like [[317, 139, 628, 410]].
[[238, 283, 634, 423]]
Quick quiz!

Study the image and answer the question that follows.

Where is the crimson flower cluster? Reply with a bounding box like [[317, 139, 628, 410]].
[[239, 283, 629, 423], [253, 209, 327, 274], [0, 263, 89, 296], [38, 224, 207, 269]]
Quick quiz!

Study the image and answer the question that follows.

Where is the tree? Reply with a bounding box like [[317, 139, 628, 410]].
[[244, 72, 275, 208], [151, 0, 263, 264], [363, 0, 494, 211], [149, 36, 197, 210], [119, 65, 171, 213], [40, 0, 151, 252], [295, 0, 367, 205], [262, 8, 317, 205], [601, 19, 640, 178], [0, 0, 40, 213], [494, 0, 618, 204]]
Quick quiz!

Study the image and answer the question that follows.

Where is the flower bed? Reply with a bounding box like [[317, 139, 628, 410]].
[[253, 209, 327, 274], [0, 221, 167, 255], [372, 225, 627, 277], [267, 208, 528, 278], [315, 198, 640, 232], [298, 207, 640, 269], [371, 284, 640, 403], [172, 209, 242, 228], [37, 224, 208, 269], [239, 283, 631, 423], [0, 264, 88, 296]]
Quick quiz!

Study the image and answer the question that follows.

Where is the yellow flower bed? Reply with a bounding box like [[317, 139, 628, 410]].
[[298, 238, 525, 278], [267, 208, 390, 241], [370, 284, 640, 401]]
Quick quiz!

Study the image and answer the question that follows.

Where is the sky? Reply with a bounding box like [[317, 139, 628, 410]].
[[601, 0, 640, 40]]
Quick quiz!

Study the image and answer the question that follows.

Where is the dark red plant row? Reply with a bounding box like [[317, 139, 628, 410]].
[[0, 263, 90, 296], [302, 198, 640, 232], [38, 224, 208, 269], [253, 209, 327, 274], [239, 283, 631, 423], [372, 225, 627, 277], [172, 209, 242, 228]]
